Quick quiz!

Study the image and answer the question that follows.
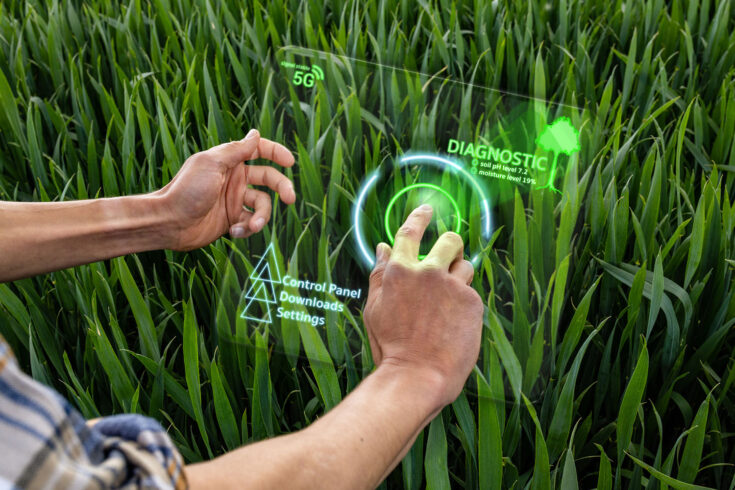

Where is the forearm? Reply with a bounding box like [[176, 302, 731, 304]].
[[184, 364, 444, 490], [0, 193, 172, 282], [378, 420, 426, 484]]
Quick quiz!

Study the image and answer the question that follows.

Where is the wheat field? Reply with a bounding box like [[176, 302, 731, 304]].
[[1, 1, 734, 488]]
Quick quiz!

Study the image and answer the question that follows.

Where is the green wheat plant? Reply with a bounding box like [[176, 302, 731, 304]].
[[1, 1, 735, 488]]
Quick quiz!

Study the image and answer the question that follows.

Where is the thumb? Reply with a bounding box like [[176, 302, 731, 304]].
[[213, 129, 260, 168], [369, 242, 392, 288]]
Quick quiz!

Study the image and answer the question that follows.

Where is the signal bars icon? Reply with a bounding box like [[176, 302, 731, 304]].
[[310, 65, 324, 80]]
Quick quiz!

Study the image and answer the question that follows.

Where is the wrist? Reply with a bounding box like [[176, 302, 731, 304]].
[[133, 191, 179, 250], [105, 192, 177, 252], [373, 361, 448, 416]]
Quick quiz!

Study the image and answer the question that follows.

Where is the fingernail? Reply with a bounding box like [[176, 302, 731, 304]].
[[254, 217, 265, 230], [231, 226, 246, 238], [418, 204, 432, 212], [245, 129, 258, 140]]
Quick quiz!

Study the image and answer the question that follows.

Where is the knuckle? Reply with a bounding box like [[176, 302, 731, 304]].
[[369, 266, 385, 282], [420, 258, 443, 272], [445, 272, 465, 288], [258, 195, 273, 209], [396, 225, 416, 238], [418, 265, 444, 283], [371, 261, 399, 283], [276, 178, 291, 192], [383, 260, 412, 281], [382, 260, 398, 276]]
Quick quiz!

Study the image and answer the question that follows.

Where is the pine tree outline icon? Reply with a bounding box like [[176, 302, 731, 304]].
[[240, 243, 282, 323]]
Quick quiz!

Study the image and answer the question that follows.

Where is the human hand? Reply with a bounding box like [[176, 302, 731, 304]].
[[155, 129, 296, 251], [363, 204, 484, 407]]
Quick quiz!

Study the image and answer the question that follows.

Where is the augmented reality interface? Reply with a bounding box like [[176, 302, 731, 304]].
[[216, 47, 585, 383]]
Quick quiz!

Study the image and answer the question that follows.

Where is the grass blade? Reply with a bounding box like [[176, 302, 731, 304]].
[[425, 415, 450, 490], [617, 341, 649, 462], [183, 297, 211, 456]]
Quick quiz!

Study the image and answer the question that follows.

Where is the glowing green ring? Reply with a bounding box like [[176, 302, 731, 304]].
[[384, 183, 463, 256]]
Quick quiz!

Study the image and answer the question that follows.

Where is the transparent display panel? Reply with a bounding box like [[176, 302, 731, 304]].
[[215, 47, 588, 402]]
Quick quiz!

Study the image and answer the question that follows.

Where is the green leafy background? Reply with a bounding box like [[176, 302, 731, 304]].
[[1, 1, 735, 488]]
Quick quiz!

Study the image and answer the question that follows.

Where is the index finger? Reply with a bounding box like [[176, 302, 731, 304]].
[[392, 204, 433, 263], [252, 137, 296, 168]]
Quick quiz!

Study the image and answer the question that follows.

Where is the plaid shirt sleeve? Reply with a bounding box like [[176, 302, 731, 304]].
[[0, 335, 188, 489]]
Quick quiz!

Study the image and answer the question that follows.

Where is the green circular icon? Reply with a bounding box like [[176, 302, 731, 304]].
[[384, 183, 463, 255]]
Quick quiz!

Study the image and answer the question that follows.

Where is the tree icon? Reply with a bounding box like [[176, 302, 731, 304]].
[[240, 243, 282, 323], [535, 117, 581, 193]]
